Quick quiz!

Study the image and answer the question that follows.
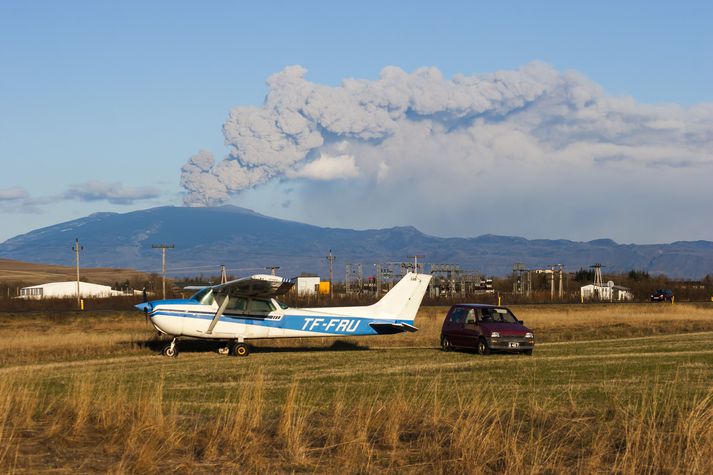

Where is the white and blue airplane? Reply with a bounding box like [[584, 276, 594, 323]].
[[136, 272, 432, 357]]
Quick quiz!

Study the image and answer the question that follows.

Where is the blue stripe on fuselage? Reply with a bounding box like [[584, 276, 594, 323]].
[[150, 310, 409, 336]]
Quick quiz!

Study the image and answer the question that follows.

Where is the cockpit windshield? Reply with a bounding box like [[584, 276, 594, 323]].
[[191, 288, 215, 305]]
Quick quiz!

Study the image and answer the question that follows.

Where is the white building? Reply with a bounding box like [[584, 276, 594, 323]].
[[295, 276, 321, 296], [580, 283, 634, 302], [18, 281, 134, 299]]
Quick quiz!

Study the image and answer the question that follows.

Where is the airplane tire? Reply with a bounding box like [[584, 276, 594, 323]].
[[232, 342, 250, 357], [162, 345, 178, 357]]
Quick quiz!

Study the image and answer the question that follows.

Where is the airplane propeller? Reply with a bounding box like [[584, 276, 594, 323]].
[[143, 302, 152, 325]]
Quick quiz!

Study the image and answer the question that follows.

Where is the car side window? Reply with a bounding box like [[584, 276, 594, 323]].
[[450, 307, 466, 323], [479, 308, 493, 322], [465, 309, 476, 325]]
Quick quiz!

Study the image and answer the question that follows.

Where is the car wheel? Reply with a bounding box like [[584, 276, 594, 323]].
[[523, 349, 533, 356], [441, 336, 452, 352], [476, 337, 490, 356]]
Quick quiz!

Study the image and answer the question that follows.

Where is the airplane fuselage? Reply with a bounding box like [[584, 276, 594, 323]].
[[146, 299, 413, 340]]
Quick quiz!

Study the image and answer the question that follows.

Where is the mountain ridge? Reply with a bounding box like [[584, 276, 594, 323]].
[[0, 205, 711, 279]]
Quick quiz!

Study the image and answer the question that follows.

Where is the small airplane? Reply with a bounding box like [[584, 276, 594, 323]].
[[136, 272, 432, 357]]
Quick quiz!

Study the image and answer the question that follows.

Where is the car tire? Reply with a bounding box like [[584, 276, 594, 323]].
[[523, 349, 533, 356], [476, 337, 490, 356], [441, 336, 452, 352]]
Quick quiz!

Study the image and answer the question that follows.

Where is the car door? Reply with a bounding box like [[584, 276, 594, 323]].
[[462, 308, 480, 348], [445, 306, 467, 347]]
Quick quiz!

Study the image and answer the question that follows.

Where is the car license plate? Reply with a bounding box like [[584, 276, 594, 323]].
[[508, 342, 519, 348]]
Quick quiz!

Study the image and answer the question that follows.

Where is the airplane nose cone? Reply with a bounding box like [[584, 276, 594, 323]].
[[135, 302, 153, 312]]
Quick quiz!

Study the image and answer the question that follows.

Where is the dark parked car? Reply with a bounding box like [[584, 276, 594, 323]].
[[650, 289, 673, 302], [440, 304, 534, 355]]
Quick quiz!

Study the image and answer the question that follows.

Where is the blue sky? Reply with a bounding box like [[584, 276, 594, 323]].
[[1, 1, 711, 243]]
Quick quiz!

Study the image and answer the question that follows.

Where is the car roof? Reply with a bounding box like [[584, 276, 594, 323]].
[[452, 303, 504, 309]]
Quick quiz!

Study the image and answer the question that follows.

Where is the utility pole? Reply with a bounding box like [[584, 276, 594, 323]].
[[326, 250, 336, 302], [220, 264, 227, 284], [266, 266, 280, 276], [72, 238, 83, 309], [152, 244, 174, 299]]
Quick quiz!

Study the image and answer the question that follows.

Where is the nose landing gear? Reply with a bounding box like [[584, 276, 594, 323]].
[[162, 338, 179, 357]]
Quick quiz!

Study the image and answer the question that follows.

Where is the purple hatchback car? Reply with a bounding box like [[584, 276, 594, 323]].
[[440, 304, 535, 355]]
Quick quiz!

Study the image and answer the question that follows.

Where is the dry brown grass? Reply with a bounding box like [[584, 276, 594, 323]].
[[0, 258, 151, 286], [0, 303, 711, 473]]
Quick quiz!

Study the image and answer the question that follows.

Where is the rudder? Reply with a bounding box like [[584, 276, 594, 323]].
[[371, 272, 432, 321]]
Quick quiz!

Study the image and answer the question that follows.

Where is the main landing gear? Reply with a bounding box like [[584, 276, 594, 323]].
[[231, 341, 251, 357], [161, 338, 179, 358]]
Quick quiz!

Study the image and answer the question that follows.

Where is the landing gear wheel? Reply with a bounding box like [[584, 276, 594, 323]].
[[441, 336, 452, 352], [232, 342, 250, 357], [161, 338, 178, 357], [476, 337, 491, 356], [162, 345, 178, 357]]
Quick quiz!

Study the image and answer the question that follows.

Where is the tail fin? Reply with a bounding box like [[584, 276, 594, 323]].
[[371, 272, 432, 321]]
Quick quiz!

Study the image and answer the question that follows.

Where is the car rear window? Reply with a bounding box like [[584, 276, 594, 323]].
[[449, 307, 466, 323]]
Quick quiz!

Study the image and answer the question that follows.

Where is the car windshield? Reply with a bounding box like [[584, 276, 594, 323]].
[[480, 307, 519, 324]]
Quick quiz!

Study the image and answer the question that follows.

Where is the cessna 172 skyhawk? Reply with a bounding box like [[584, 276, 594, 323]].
[[136, 272, 432, 357]]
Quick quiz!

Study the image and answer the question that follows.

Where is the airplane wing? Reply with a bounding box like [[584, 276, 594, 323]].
[[211, 274, 295, 297], [369, 322, 419, 334]]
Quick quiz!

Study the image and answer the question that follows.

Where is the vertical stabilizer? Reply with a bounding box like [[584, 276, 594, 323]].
[[371, 272, 432, 321]]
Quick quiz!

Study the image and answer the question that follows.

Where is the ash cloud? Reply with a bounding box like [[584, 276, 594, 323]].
[[179, 63, 713, 241]]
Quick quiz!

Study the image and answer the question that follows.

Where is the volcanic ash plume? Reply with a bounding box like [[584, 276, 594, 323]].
[[179, 62, 713, 211]]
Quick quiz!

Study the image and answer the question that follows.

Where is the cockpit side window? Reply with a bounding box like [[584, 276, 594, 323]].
[[248, 299, 275, 314], [225, 296, 247, 312]]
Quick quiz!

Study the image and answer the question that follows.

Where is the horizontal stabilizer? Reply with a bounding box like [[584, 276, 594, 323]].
[[369, 322, 419, 334]]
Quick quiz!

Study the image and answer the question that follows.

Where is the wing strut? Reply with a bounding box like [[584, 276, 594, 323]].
[[206, 294, 230, 335]]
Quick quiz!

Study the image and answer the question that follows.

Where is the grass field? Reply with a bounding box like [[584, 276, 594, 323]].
[[0, 258, 151, 287], [1, 303, 712, 473]]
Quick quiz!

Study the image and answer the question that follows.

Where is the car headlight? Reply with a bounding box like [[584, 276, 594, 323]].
[[490, 331, 500, 338], [525, 332, 534, 339]]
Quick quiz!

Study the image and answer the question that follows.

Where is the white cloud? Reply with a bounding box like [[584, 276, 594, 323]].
[[288, 154, 359, 180], [0, 187, 29, 201], [64, 181, 160, 205]]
